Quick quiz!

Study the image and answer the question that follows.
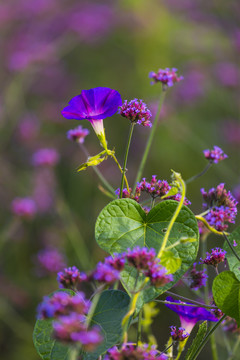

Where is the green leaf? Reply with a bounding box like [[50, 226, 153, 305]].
[[33, 289, 75, 360], [224, 226, 240, 281], [186, 321, 208, 360], [83, 290, 130, 360], [160, 250, 182, 274], [95, 199, 199, 308], [212, 271, 240, 326]]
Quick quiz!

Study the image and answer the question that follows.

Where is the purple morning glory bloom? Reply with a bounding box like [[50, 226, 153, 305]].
[[165, 296, 218, 333], [61, 87, 122, 140]]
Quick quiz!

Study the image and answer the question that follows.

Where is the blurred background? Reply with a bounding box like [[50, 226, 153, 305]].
[[0, 0, 240, 359]]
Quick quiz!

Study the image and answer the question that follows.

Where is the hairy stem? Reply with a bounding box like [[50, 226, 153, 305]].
[[134, 90, 166, 189], [120, 123, 135, 198]]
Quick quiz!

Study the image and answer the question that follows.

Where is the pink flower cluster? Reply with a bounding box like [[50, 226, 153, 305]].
[[119, 99, 152, 127], [149, 68, 183, 89], [104, 343, 168, 360], [203, 146, 228, 164]]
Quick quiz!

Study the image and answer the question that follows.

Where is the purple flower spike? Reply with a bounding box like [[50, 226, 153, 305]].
[[165, 296, 218, 333], [203, 146, 228, 164], [200, 248, 226, 267], [170, 326, 189, 341], [67, 125, 90, 143], [149, 68, 183, 90], [11, 197, 37, 219], [119, 99, 152, 127], [62, 87, 122, 137]]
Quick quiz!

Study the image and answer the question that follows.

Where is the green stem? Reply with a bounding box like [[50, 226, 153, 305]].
[[134, 90, 166, 189], [185, 162, 212, 184], [120, 123, 135, 198], [86, 291, 101, 328], [69, 346, 80, 360], [137, 308, 143, 345], [223, 232, 240, 262], [227, 336, 240, 360], [151, 197, 156, 209], [165, 291, 208, 307], [80, 144, 115, 196], [157, 174, 185, 259], [155, 300, 218, 310], [190, 314, 227, 360]]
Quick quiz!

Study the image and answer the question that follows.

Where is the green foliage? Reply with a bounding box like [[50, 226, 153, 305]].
[[224, 226, 240, 281], [33, 289, 75, 360], [160, 250, 182, 274], [33, 289, 130, 360], [212, 271, 240, 326], [83, 290, 130, 360], [185, 321, 208, 360], [95, 198, 199, 308]]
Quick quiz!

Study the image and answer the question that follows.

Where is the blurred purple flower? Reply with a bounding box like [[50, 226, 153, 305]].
[[70, 327, 103, 351], [62, 87, 122, 137], [11, 197, 37, 219], [115, 185, 142, 202], [32, 168, 55, 212], [66, 125, 90, 143], [119, 99, 152, 127], [189, 263, 208, 290], [223, 121, 240, 145], [105, 343, 167, 360], [165, 296, 218, 333], [32, 148, 59, 167], [215, 62, 240, 87], [203, 146, 228, 164], [37, 247, 66, 274], [17, 114, 40, 143], [175, 68, 206, 104], [92, 262, 120, 284], [126, 247, 156, 270]]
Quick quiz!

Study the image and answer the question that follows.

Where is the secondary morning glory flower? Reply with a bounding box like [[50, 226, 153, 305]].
[[165, 296, 218, 333], [61, 87, 122, 147]]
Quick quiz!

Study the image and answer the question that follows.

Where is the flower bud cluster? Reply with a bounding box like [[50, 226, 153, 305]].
[[57, 266, 87, 288], [200, 248, 226, 267], [201, 183, 238, 231], [203, 146, 228, 164], [37, 292, 102, 350], [104, 343, 168, 360], [119, 99, 152, 127], [170, 326, 189, 341], [149, 68, 183, 89], [189, 263, 208, 291]]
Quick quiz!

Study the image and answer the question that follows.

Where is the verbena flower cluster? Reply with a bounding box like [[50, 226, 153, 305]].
[[37, 292, 103, 350], [200, 248, 226, 267], [170, 326, 189, 341], [149, 68, 183, 89], [119, 99, 152, 127], [203, 146, 228, 164], [57, 247, 173, 290], [189, 263, 208, 290], [116, 175, 191, 205], [104, 343, 168, 360], [201, 183, 238, 231], [32, 148, 60, 167], [11, 197, 37, 219]]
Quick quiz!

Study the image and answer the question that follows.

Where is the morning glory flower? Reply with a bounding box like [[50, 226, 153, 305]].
[[165, 296, 218, 333], [61, 87, 122, 148]]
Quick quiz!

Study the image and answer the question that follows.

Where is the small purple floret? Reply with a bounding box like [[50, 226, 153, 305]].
[[66, 125, 89, 143], [203, 146, 228, 164], [32, 148, 59, 167], [119, 99, 152, 127], [38, 247, 66, 273]]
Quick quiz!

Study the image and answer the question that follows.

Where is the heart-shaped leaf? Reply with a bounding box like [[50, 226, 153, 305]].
[[83, 290, 130, 360], [161, 250, 182, 274], [33, 289, 75, 360], [95, 199, 199, 307], [224, 226, 240, 281], [212, 271, 240, 326]]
